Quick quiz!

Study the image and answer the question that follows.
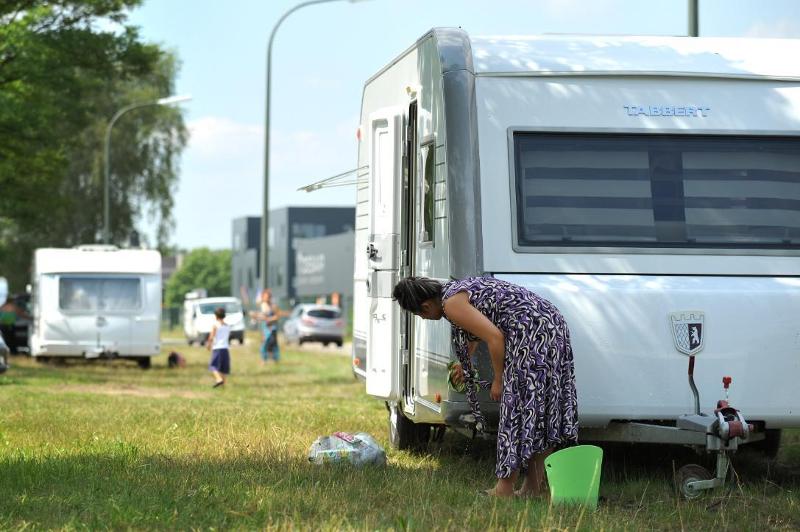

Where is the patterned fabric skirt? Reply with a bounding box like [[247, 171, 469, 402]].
[[493, 306, 578, 478]]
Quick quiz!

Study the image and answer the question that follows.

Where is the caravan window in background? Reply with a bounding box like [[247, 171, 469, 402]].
[[513, 133, 800, 249], [59, 277, 141, 311]]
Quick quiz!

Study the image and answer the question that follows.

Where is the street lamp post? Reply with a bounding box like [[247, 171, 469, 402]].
[[688, 0, 699, 36], [261, 0, 368, 290], [103, 94, 192, 244]]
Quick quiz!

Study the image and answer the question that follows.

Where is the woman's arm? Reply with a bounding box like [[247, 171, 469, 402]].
[[443, 292, 505, 400], [266, 303, 280, 324], [450, 341, 479, 386]]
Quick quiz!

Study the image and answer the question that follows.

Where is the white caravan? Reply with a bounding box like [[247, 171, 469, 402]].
[[0, 277, 7, 304], [30, 246, 162, 368], [352, 29, 800, 465], [183, 296, 245, 345]]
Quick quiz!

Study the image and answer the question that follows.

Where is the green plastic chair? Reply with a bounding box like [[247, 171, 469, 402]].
[[545, 445, 603, 509]]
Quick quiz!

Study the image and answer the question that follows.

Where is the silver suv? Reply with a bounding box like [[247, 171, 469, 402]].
[[283, 305, 344, 347]]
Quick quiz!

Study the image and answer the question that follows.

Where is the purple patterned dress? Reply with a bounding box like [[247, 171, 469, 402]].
[[442, 276, 578, 478]]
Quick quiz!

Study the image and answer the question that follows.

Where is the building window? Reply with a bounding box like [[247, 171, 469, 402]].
[[292, 223, 326, 238]]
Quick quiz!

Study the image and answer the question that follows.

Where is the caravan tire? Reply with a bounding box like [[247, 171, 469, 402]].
[[388, 403, 432, 451], [137, 357, 152, 370], [748, 429, 782, 459]]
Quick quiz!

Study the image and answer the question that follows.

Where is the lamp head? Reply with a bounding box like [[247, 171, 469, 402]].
[[156, 94, 192, 106]]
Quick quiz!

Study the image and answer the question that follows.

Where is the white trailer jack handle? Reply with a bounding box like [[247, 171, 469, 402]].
[[675, 359, 755, 499]]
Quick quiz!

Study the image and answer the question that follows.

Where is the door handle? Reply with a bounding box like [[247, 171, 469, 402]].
[[366, 243, 378, 259]]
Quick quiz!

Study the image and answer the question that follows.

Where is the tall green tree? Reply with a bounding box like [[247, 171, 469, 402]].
[[164, 249, 232, 308], [0, 1, 187, 291]]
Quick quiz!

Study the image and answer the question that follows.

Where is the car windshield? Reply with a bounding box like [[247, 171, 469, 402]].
[[199, 302, 241, 314], [306, 308, 340, 319]]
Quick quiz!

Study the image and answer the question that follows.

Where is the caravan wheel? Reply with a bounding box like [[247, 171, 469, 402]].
[[136, 357, 152, 370], [388, 403, 432, 451], [747, 429, 782, 459]]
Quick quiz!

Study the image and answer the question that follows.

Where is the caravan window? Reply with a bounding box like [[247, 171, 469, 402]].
[[420, 142, 435, 244], [59, 277, 141, 311], [199, 302, 242, 314], [513, 133, 800, 249]]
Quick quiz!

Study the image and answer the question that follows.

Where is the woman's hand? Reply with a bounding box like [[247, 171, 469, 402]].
[[449, 362, 464, 386], [490, 377, 502, 401]]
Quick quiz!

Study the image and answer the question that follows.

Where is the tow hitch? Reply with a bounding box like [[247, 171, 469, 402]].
[[674, 358, 754, 498]]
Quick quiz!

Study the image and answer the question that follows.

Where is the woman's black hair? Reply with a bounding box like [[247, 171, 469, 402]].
[[214, 307, 226, 319], [392, 277, 442, 313]]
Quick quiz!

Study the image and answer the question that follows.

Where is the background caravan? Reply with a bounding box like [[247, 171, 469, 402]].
[[351, 29, 800, 466], [30, 246, 162, 369]]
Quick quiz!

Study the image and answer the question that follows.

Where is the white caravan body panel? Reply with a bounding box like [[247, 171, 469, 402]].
[[497, 273, 800, 428]]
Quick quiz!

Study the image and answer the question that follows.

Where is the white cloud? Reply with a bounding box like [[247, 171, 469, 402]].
[[744, 19, 800, 38], [187, 116, 263, 161]]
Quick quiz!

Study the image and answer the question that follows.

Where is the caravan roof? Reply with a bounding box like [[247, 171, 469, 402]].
[[469, 34, 800, 80], [34, 247, 161, 275]]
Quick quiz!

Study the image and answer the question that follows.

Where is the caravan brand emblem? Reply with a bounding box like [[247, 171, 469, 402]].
[[624, 105, 710, 117], [669, 312, 705, 356]]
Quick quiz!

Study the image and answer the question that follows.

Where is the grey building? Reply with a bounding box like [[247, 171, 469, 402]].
[[293, 231, 354, 310], [231, 216, 262, 307], [231, 207, 355, 308]]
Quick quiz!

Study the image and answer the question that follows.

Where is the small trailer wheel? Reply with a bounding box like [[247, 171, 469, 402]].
[[676, 463, 712, 499]]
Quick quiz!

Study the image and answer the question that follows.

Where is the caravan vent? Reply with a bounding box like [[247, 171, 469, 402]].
[[73, 245, 119, 252]]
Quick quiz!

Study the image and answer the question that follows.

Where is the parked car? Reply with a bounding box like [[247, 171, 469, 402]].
[[0, 330, 9, 374], [283, 305, 344, 347], [0, 292, 31, 354], [183, 296, 245, 346]]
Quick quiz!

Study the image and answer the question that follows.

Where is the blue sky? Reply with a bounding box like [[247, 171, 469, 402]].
[[127, 0, 800, 249]]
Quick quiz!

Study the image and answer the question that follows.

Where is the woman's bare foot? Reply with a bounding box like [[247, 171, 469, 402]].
[[514, 480, 549, 499], [482, 487, 515, 497], [485, 478, 515, 498]]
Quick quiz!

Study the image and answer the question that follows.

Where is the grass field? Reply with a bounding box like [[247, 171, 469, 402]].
[[1, 332, 798, 530]]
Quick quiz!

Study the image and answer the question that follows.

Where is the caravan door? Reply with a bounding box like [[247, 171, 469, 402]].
[[365, 107, 404, 399]]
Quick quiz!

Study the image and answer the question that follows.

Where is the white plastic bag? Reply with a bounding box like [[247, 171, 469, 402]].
[[308, 431, 386, 466]]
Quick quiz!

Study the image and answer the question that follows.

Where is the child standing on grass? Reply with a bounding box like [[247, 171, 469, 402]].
[[207, 307, 231, 388]]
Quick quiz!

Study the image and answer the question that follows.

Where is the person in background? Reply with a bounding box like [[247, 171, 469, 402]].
[[250, 288, 283, 365], [392, 276, 578, 498], [206, 306, 231, 387]]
